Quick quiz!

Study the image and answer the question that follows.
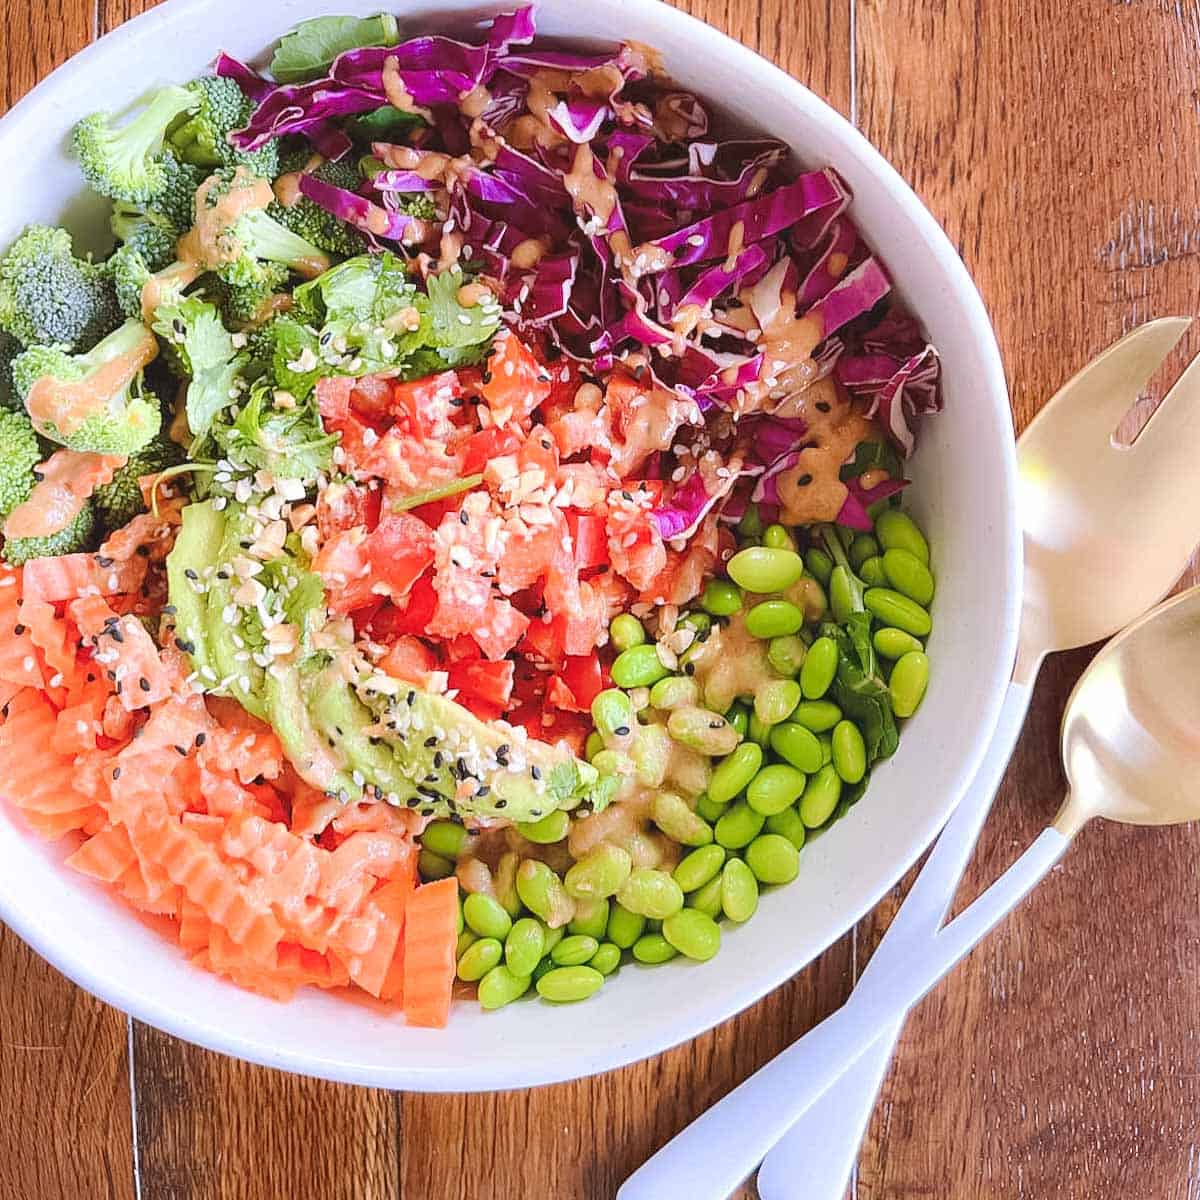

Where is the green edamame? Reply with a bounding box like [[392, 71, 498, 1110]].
[[800, 636, 838, 700], [849, 534, 880, 570], [754, 678, 801, 726], [769, 722, 824, 773], [727, 546, 805, 594], [478, 964, 532, 1010], [799, 764, 843, 828], [421, 820, 469, 860], [701, 578, 743, 616], [695, 793, 729, 823], [746, 763, 807, 816], [568, 898, 611, 940], [418, 850, 454, 881], [668, 705, 741, 755], [632, 933, 679, 964], [585, 730, 604, 761], [504, 918, 545, 977], [688, 874, 724, 919], [541, 924, 564, 956], [536, 965, 605, 1002], [714, 800, 766, 849], [611, 644, 671, 688], [516, 859, 574, 927], [882, 548, 935, 606], [591, 687, 635, 740], [681, 611, 712, 636], [610, 612, 646, 652], [457, 936, 503, 981], [859, 556, 887, 588], [830, 565, 855, 625], [662, 909, 721, 961], [673, 843, 727, 892], [564, 843, 633, 901], [590, 943, 621, 975], [765, 806, 807, 850], [652, 790, 714, 846], [767, 634, 807, 676], [720, 858, 759, 923], [831, 720, 867, 784], [517, 809, 570, 845], [747, 710, 772, 747], [805, 546, 834, 585], [763, 523, 797, 551], [745, 833, 801, 885], [606, 903, 646, 949], [463, 892, 513, 941], [874, 626, 923, 660], [709, 742, 763, 805], [875, 509, 930, 564], [617, 868, 685, 919], [890, 650, 930, 718], [725, 701, 751, 737], [863, 587, 932, 637], [745, 599, 805, 639], [818, 733, 833, 766], [791, 699, 842, 733], [649, 675, 700, 711], [457, 928, 478, 958], [551, 934, 601, 966]]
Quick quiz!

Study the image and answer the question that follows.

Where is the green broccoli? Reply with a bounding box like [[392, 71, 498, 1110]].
[[208, 263, 291, 325], [0, 409, 40, 518], [153, 151, 207, 231], [111, 200, 180, 272], [10, 319, 162, 455], [3, 504, 96, 566], [272, 157, 368, 258], [73, 85, 200, 205], [0, 225, 121, 352], [93, 436, 183, 531], [0, 333, 21, 412], [168, 76, 280, 178]]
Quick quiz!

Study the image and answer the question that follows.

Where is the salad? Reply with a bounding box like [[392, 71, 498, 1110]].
[[0, 6, 941, 1025]]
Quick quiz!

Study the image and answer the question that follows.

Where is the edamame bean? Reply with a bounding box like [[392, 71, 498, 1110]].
[[754, 679, 801, 726], [457, 936, 503, 981], [551, 934, 601, 966], [610, 612, 646, 652], [478, 964, 532, 1010], [422, 820, 469, 860], [720, 858, 759, 923], [504, 918, 545, 977], [890, 650, 930, 718], [651, 791, 714, 846], [791, 699, 842, 732], [800, 636, 838, 700], [874, 627, 924, 660], [457, 928, 478, 958], [564, 843, 632, 901], [688, 874, 724, 919], [763, 523, 797, 551], [591, 687, 635, 740], [745, 833, 801, 885], [701, 578, 743, 616], [681, 611, 712, 636], [769, 722, 824, 773], [606, 903, 646, 949], [875, 509, 930, 564], [418, 849, 454, 880], [746, 763, 807, 815], [617, 868, 685, 919], [727, 546, 805, 594], [668, 705, 741, 755], [649, 675, 700, 711], [611, 644, 671, 688], [765, 806, 807, 850], [714, 800, 766, 849], [747, 710, 772, 747], [517, 810, 570, 844], [536, 965, 605, 1002], [882, 548, 935, 606], [463, 892, 513, 940], [799, 764, 843, 828], [516, 859, 575, 927], [864, 587, 932, 637], [849, 534, 881, 570], [494, 852, 522, 917], [831, 720, 867, 784], [695, 793, 729, 823], [673, 844, 727, 892], [805, 546, 834, 585], [541, 924, 564, 955], [663, 909, 721, 961], [767, 634, 807, 676], [585, 731, 604, 761], [818, 733, 833, 766], [632, 933, 679, 964], [590, 943, 621, 975], [830, 565, 855, 625], [725, 702, 750, 737], [708, 742, 763, 805], [745, 599, 805, 639], [859, 556, 887, 588], [568, 898, 611, 940]]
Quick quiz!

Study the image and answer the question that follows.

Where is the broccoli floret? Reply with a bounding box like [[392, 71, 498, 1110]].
[[0, 409, 40, 518], [154, 151, 207, 231], [0, 225, 121, 352], [73, 85, 200, 205], [3, 503, 96, 566], [273, 157, 368, 258], [109, 243, 156, 321], [168, 76, 280, 178], [11, 319, 162, 455], [111, 200, 180, 272], [208, 262, 291, 325], [0, 333, 21, 412], [93, 435, 183, 531]]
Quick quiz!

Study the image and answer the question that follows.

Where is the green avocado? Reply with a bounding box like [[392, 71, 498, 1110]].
[[166, 499, 606, 823]]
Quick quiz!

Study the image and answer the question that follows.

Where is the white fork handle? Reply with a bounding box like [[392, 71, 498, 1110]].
[[757, 679, 1034, 1199], [616, 823, 1069, 1200]]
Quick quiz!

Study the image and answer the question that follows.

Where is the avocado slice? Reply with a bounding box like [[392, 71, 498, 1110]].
[[165, 500, 222, 681], [264, 658, 355, 798]]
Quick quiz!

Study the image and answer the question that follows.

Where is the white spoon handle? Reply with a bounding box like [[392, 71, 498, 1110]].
[[757, 679, 1035, 1200], [616, 824, 1069, 1200]]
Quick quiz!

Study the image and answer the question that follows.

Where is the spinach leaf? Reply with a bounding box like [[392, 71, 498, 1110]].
[[840, 438, 903, 483], [270, 14, 400, 84], [822, 620, 899, 763]]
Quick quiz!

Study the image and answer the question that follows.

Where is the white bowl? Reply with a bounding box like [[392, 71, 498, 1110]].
[[0, 0, 1020, 1090]]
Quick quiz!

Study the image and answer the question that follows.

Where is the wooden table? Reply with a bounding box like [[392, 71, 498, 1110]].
[[4, 1, 1200, 1196]]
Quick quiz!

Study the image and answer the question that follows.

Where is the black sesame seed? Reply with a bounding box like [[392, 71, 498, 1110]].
[[433, 751, 444, 768], [494, 797, 506, 808], [97, 556, 114, 568], [684, 662, 696, 676], [407, 691, 415, 706], [195, 732, 207, 747], [530, 765, 542, 780], [184, 568, 198, 580], [481, 369, 493, 384], [139, 677, 151, 692], [12, 624, 24, 636], [459, 510, 469, 525], [175, 744, 188, 757], [614, 724, 630, 737]]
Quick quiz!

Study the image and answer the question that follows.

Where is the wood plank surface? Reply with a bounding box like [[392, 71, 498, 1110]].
[[2, 1, 1199, 1198]]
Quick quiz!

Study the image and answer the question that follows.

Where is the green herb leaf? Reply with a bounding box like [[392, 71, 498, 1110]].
[[840, 439, 903, 483], [349, 106, 426, 143], [821, 621, 899, 764], [425, 265, 501, 351], [391, 473, 485, 512], [270, 14, 400, 84]]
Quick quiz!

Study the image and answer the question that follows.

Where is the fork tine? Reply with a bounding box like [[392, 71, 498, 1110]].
[[1130, 346, 1200, 456], [1020, 317, 1191, 447]]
